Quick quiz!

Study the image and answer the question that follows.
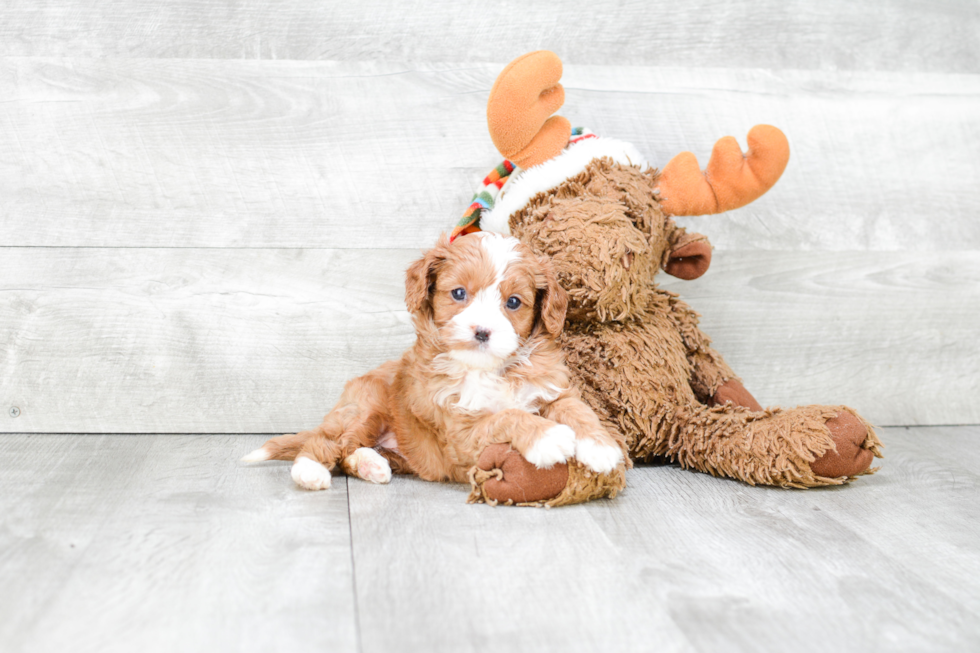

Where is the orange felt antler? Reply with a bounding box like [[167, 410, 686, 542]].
[[657, 125, 790, 216], [487, 51, 572, 169]]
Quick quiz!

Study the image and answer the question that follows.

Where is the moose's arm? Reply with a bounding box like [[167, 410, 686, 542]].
[[667, 293, 763, 411]]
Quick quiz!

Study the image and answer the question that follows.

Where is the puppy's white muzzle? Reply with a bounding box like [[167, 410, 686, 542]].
[[448, 287, 519, 364]]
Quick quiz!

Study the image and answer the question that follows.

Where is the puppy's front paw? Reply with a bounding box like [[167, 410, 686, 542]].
[[291, 456, 332, 491], [575, 438, 624, 474], [344, 448, 392, 484], [525, 425, 576, 470]]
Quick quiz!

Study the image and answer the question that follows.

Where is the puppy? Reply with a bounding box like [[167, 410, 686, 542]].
[[243, 232, 625, 491]]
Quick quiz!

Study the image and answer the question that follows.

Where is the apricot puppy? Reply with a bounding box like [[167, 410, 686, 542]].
[[243, 232, 626, 497]]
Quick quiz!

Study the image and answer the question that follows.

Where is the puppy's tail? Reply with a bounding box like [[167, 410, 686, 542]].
[[242, 432, 311, 463]]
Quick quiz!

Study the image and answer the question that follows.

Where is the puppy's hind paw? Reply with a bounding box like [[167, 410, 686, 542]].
[[525, 425, 576, 470], [344, 448, 392, 484], [575, 439, 624, 474], [291, 457, 332, 491]]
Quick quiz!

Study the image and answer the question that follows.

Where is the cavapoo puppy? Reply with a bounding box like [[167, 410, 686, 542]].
[[243, 232, 625, 492]]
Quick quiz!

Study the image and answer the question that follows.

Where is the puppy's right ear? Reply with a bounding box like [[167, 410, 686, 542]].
[[405, 235, 450, 318]]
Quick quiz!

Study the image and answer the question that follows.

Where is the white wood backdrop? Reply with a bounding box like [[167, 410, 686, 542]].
[[1, 1, 979, 432]]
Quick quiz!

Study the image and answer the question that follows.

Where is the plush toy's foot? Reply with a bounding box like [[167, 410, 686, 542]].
[[472, 443, 569, 503], [811, 411, 879, 478], [467, 443, 626, 507]]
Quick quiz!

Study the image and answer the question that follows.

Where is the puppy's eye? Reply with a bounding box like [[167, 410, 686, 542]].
[[506, 296, 522, 310], [451, 287, 467, 301]]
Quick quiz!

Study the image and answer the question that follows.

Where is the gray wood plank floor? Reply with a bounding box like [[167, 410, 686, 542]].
[[1, 426, 977, 653], [0, 434, 358, 653]]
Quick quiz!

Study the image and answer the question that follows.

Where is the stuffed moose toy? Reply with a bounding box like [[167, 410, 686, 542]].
[[464, 51, 882, 506]]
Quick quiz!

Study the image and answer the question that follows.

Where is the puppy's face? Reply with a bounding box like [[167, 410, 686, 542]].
[[405, 233, 567, 368]]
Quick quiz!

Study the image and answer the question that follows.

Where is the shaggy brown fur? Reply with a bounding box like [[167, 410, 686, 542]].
[[487, 157, 883, 494], [464, 53, 881, 505], [463, 51, 882, 504]]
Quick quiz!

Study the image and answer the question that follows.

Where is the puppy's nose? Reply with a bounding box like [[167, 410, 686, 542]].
[[474, 328, 491, 343]]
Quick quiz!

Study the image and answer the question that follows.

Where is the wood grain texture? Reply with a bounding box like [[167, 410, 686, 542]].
[[0, 247, 419, 434], [1, 1, 977, 73], [0, 428, 975, 652], [665, 250, 980, 427], [347, 425, 980, 653], [2, 248, 976, 432], [0, 434, 358, 653], [1, 59, 978, 251]]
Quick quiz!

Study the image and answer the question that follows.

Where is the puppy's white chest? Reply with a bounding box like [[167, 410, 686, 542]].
[[452, 370, 558, 414]]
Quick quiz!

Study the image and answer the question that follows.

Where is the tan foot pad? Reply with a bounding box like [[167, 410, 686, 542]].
[[811, 410, 881, 478]]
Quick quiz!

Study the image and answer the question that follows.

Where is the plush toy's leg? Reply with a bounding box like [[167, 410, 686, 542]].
[[668, 295, 763, 411], [669, 403, 882, 488]]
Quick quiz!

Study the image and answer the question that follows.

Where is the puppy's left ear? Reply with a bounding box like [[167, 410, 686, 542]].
[[535, 255, 568, 336], [405, 235, 450, 318]]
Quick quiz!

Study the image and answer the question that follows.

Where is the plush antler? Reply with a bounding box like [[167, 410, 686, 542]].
[[487, 50, 572, 169], [657, 124, 790, 216]]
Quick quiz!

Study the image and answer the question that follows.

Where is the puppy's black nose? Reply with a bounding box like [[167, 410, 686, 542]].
[[474, 328, 491, 343]]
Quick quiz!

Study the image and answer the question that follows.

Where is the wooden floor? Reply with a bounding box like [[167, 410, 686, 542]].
[[1, 425, 978, 653]]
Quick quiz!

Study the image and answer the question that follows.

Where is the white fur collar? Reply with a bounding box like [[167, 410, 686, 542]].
[[480, 136, 649, 235]]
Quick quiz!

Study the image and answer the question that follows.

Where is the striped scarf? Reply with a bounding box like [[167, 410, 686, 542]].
[[451, 127, 596, 241]]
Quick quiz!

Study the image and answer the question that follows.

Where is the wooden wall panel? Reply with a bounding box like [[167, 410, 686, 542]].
[[1, 60, 978, 251], [2, 248, 975, 432], [1, 8, 976, 431], [1, 1, 977, 73]]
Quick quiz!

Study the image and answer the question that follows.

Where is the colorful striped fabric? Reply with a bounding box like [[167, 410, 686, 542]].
[[450, 128, 596, 242], [450, 160, 515, 241]]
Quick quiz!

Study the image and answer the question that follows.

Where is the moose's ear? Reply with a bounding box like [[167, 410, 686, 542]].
[[663, 232, 712, 280]]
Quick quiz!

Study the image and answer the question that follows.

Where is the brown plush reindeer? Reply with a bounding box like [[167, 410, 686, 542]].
[[465, 51, 882, 506]]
